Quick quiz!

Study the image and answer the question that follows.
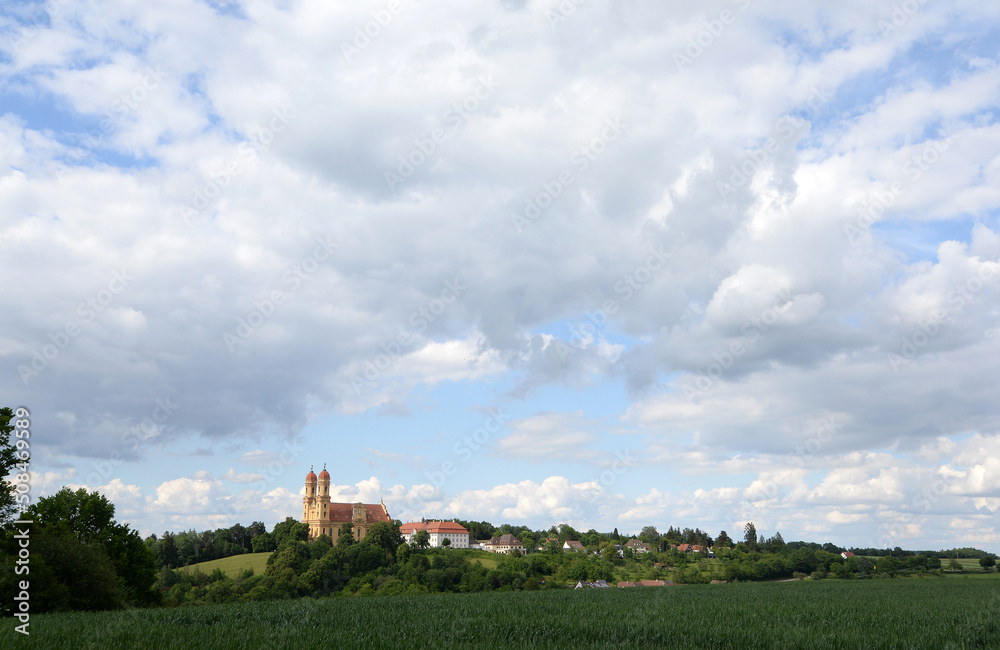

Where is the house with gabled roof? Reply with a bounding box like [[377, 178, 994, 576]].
[[400, 521, 471, 549], [482, 534, 524, 555], [625, 538, 652, 553], [563, 540, 586, 552]]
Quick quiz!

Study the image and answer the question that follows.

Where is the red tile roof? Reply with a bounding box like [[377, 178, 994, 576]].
[[400, 521, 470, 534], [325, 502, 391, 525]]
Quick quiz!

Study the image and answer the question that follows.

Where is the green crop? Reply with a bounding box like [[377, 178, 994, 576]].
[[4, 576, 999, 648]]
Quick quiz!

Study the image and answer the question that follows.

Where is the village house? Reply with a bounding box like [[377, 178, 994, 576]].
[[482, 534, 524, 555], [400, 521, 471, 549], [625, 538, 652, 553], [563, 540, 586, 552]]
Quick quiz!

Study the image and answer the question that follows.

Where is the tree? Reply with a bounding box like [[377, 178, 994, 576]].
[[442, 537, 451, 548], [19, 487, 158, 607], [0, 407, 23, 525], [310, 534, 333, 560], [640, 526, 660, 544], [229, 523, 248, 550], [1, 522, 126, 612], [716, 530, 733, 548], [364, 521, 403, 559], [251, 532, 276, 553], [413, 529, 430, 549], [272, 517, 310, 548], [337, 522, 355, 547], [743, 522, 758, 552], [979, 557, 996, 572], [158, 531, 179, 568], [949, 559, 963, 572]]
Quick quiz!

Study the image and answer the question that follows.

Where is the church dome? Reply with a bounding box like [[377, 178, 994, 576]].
[[318, 468, 330, 479], [306, 469, 317, 482]]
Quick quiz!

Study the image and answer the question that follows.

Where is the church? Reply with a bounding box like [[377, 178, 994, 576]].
[[301, 465, 391, 542]]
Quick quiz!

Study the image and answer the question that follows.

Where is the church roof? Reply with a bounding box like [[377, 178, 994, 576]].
[[325, 502, 391, 525]]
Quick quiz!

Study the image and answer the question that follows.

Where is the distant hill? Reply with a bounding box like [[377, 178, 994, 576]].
[[180, 552, 272, 578]]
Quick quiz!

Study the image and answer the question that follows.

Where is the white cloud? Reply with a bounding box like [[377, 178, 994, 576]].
[[4, 0, 1000, 551]]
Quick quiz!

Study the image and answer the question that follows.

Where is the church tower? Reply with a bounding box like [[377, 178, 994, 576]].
[[303, 466, 318, 525], [317, 464, 331, 532]]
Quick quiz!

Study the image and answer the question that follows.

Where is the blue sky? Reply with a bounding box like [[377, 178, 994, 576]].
[[2, 0, 1000, 552]]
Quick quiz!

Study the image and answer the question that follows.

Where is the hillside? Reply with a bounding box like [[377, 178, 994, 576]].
[[180, 553, 272, 578]]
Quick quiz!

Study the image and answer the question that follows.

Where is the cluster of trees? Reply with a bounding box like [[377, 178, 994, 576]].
[[0, 488, 159, 613], [159, 519, 563, 605], [143, 519, 301, 569]]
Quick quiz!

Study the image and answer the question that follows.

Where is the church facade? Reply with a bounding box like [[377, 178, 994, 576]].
[[301, 465, 391, 542]]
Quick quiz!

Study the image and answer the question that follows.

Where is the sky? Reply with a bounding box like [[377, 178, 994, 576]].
[[1, 0, 999, 552]]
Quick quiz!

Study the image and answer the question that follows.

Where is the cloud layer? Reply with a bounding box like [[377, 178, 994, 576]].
[[2, 0, 999, 550]]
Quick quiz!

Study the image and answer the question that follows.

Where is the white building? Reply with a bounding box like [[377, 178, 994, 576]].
[[400, 521, 471, 548], [482, 534, 524, 555]]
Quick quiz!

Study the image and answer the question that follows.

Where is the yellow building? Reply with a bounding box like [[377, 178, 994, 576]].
[[301, 465, 391, 542]]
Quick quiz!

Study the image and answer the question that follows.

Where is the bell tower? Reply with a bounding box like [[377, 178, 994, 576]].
[[317, 464, 331, 539], [303, 466, 318, 533]]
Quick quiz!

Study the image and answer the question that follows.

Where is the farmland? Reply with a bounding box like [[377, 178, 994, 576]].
[[7, 576, 999, 649]]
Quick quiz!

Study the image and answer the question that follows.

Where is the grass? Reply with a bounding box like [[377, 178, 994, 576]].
[[7, 576, 1000, 649], [179, 553, 271, 578]]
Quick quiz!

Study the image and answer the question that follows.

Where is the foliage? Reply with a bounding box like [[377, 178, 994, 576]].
[[18, 487, 157, 608], [0, 407, 21, 525]]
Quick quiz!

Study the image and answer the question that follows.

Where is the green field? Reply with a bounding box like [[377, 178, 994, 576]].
[[180, 553, 272, 578], [943, 558, 989, 571], [6, 576, 1000, 648]]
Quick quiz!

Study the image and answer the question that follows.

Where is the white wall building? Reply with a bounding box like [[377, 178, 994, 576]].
[[400, 521, 471, 548]]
